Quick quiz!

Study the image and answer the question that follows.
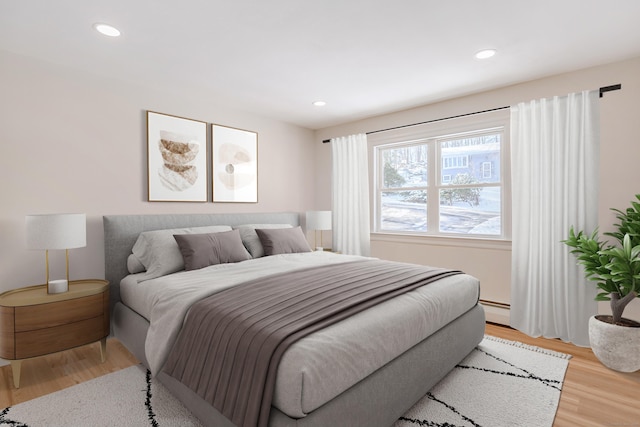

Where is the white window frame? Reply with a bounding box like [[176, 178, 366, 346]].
[[370, 109, 511, 241]]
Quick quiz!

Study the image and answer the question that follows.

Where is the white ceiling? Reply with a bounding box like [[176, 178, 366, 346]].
[[2, 1, 640, 130]]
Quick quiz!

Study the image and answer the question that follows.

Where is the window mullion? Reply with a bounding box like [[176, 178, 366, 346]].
[[427, 141, 438, 234]]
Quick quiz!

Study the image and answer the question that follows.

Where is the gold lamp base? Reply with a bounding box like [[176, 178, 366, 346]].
[[45, 249, 71, 294]]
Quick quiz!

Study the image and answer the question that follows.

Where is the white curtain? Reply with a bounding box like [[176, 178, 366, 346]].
[[510, 90, 599, 346], [331, 133, 371, 256]]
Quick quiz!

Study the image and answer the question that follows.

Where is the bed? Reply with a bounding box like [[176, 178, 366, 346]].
[[103, 212, 485, 427]]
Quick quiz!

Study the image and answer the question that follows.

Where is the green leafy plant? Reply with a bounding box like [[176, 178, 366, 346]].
[[383, 162, 406, 188], [440, 174, 481, 207], [563, 195, 640, 325]]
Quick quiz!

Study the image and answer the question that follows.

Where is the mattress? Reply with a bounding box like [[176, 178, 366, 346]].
[[120, 251, 480, 418]]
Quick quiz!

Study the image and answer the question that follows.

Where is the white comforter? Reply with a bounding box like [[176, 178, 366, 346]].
[[122, 251, 365, 375], [120, 252, 480, 417]]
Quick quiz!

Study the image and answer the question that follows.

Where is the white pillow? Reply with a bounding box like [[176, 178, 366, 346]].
[[127, 254, 146, 274], [233, 224, 293, 258], [131, 225, 232, 280]]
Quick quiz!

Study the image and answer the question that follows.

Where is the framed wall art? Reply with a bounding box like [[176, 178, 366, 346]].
[[147, 111, 207, 202], [211, 124, 258, 203]]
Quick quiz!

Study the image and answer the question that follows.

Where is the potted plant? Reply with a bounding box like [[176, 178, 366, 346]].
[[563, 195, 640, 372]]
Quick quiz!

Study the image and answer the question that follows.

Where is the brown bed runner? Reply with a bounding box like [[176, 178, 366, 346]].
[[163, 259, 461, 427]]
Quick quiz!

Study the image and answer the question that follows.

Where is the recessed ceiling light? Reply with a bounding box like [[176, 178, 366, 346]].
[[312, 101, 327, 107], [93, 23, 121, 37], [475, 49, 496, 59]]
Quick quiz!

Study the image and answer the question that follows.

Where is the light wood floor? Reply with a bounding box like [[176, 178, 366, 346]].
[[0, 338, 138, 408], [1, 325, 639, 426], [485, 324, 640, 427]]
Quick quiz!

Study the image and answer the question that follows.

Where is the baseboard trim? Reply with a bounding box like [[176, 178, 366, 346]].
[[480, 300, 510, 325]]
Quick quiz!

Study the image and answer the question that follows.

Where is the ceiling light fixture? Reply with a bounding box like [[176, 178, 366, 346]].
[[312, 101, 327, 107], [93, 23, 121, 37], [475, 49, 496, 59]]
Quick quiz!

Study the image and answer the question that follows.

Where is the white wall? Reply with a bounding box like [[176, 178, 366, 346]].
[[0, 50, 317, 294], [2, 49, 640, 329], [315, 56, 640, 323]]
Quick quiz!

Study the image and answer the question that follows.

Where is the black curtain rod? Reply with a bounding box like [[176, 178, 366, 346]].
[[599, 83, 622, 97], [322, 106, 508, 143], [322, 83, 621, 143]]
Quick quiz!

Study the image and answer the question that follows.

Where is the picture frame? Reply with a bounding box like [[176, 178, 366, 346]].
[[147, 111, 208, 202], [211, 124, 258, 203]]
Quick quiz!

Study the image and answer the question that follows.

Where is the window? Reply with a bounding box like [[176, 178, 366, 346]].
[[378, 143, 428, 232], [373, 120, 508, 239], [482, 161, 492, 179], [442, 155, 468, 169]]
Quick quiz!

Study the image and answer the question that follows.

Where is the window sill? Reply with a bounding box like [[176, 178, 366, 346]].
[[371, 232, 512, 251]]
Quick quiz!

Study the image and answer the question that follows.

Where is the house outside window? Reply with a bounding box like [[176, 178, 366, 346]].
[[482, 161, 492, 178], [442, 155, 468, 169], [372, 115, 509, 240]]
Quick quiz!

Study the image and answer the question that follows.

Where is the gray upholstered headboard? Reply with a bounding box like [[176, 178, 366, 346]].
[[103, 212, 300, 313]]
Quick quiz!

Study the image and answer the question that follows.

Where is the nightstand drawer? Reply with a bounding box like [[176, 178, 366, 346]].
[[15, 315, 106, 359], [14, 293, 103, 332], [0, 306, 15, 359]]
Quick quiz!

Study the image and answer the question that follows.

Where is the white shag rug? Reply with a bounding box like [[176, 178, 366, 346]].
[[1, 336, 570, 427], [395, 335, 571, 427], [1, 365, 203, 427]]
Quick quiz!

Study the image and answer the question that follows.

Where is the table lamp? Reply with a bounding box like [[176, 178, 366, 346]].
[[306, 211, 332, 251], [26, 213, 87, 294]]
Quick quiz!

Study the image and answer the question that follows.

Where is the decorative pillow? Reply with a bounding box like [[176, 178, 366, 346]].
[[174, 229, 251, 271], [233, 224, 293, 258], [131, 225, 232, 279], [127, 254, 146, 274], [255, 226, 312, 256]]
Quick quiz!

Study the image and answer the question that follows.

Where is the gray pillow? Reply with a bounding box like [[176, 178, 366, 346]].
[[131, 225, 232, 279], [255, 226, 312, 256], [173, 229, 251, 271], [233, 224, 293, 258]]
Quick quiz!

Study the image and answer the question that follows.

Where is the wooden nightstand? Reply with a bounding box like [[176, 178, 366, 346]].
[[0, 279, 109, 388]]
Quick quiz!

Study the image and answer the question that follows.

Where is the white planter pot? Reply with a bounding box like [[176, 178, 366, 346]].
[[588, 315, 640, 372]]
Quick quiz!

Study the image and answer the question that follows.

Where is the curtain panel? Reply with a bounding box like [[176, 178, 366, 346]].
[[331, 133, 371, 256], [510, 90, 599, 346]]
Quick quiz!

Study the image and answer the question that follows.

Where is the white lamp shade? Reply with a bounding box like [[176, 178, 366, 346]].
[[306, 211, 332, 231], [26, 213, 87, 250]]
